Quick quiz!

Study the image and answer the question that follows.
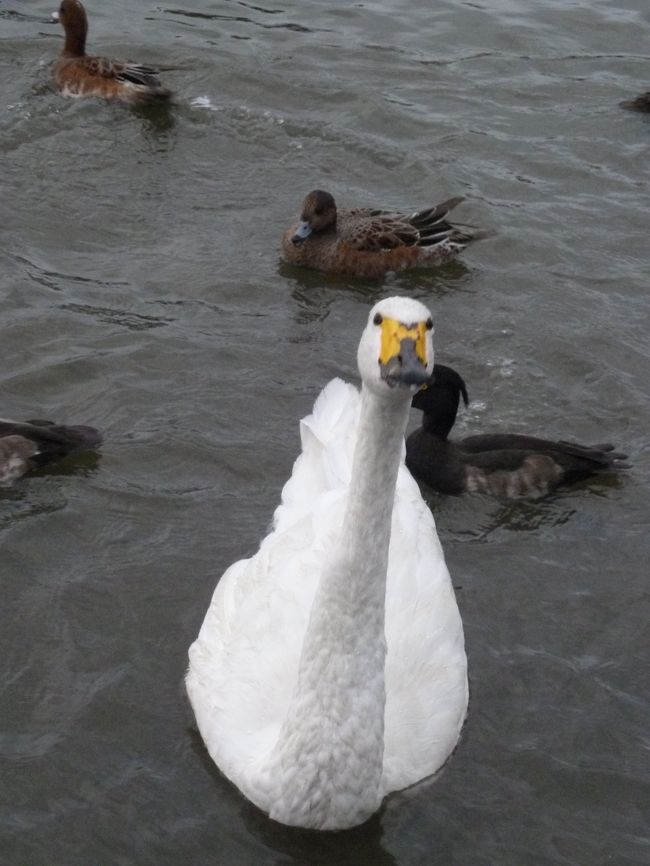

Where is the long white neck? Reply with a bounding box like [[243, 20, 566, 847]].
[[266, 384, 410, 830]]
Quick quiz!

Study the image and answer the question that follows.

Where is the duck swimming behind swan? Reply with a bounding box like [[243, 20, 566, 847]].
[[186, 297, 468, 831], [406, 364, 629, 497]]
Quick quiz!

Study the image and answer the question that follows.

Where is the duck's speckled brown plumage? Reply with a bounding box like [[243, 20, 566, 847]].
[[281, 190, 487, 279], [0, 418, 102, 486], [54, 0, 172, 103], [406, 365, 629, 498]]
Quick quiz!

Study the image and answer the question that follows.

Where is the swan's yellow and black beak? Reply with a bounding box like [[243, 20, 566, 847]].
[[378, 317, 430, 387]]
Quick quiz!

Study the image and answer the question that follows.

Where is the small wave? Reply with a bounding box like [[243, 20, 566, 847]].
[[189, 95, 222, 112]]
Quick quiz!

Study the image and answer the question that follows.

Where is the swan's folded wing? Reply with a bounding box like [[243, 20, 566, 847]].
[[382, 465, 468, 792]]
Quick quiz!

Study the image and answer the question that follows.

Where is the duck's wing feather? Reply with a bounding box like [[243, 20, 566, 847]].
[[114, 62, 166, 88], [454, 434, 628, 497], [340, 197, 474, 252], [77, 56, 165, 88], [339, 209, 422, 251], [459, 433, 628, 468]]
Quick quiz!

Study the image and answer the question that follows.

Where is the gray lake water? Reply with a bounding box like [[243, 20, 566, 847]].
[[1, 1, 649, 864]]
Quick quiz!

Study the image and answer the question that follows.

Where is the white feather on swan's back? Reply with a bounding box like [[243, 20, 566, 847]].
[[274, 377, 360, 532]]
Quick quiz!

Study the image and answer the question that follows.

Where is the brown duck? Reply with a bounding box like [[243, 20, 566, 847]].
[[53, 0, 172, 103], [281, 189, 487, 279]]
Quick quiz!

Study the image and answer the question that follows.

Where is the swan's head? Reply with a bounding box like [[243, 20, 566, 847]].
[[357, 297, 434, 398]]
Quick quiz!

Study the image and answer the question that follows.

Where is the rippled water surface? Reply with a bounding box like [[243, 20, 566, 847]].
[[1, 0, 649, 863]]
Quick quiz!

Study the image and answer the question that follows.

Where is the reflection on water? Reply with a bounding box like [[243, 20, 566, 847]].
[[163, 5, 323, 34], [188, 726, 398, 866], [13, 255, 131, 293], [0, 455, 102, 530], [60, 303, 173, 331], [424, 476, 631, 544], [0, 486, 67, 530], [130, 101, 177, 137], [285, 260, 474, 324]]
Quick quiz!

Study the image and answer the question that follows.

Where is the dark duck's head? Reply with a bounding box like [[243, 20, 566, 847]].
[[411, 364, 469, 440]]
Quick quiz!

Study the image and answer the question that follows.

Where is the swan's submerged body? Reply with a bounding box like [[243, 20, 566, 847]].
[[187, 298, 468, 830]]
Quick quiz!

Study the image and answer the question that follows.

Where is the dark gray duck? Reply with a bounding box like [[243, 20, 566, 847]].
[[0, 418, 101, 486], [406, 365, 629, 497]]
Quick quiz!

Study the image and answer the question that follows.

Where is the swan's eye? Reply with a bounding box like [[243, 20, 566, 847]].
[[373, 313, 383, 326], [425, 318, 433, 331]]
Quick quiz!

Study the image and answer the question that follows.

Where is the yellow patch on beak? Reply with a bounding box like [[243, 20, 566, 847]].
[[379, 317, 428, 366]]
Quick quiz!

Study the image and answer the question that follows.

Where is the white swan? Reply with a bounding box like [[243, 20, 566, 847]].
[[186, 296, 468, 831]]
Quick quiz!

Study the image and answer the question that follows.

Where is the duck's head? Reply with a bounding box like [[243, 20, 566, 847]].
[[291, 190, 337, 244], [53, 0, 88, 53], [357, 297, 434, 398], [412, 364, 469, 438]]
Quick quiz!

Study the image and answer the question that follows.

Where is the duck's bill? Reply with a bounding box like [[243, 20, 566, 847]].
[[291, 220, 312, 245]]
